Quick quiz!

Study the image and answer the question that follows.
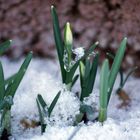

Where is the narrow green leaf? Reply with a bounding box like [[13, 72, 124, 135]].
[[108, 38, 127, 103], [71, 74, 79, 88], [66, 42, 98, 85], [98, 59, 109, 122], [4, 81, 13, 98], [0, 61, 5, 100], [79, 61, 85, 86], [5, 52, 32, 97], [51, 6, 64, 59], [79, 61, 87, 101], [122, 66, 138, 87], [106, 52, 124, 88], [79, 59, 91, 101], [0, 40, 12, 55], [0, 108, 6, 125], [36, 99, 46, 134], [65, 42, 98, 84], [87, 53, 99, 94], [0, 96, 13, 110], [51, 6, 66, 83], [80, 53, 99, 101], [84, 59, 90, 79], [84, 42, 99, 58], [37, 94, 47, 109], [0, 109, 11, 135], [48, 91, 61, 117], [66, 61, 79, 84], [100, 59, 109, 108]]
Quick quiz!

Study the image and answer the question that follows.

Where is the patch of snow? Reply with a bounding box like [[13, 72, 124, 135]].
[[1, 57, 140, 140], [73, 47, 85, 61]]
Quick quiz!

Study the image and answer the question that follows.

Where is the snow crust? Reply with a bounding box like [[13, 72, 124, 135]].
[[1, 57, 140, 140]]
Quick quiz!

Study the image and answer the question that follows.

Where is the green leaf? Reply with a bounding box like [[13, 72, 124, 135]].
[[5, 52, 32, 97], [106, 52, 124, 88], [51, 5, 98, 87], [0, 40, 12, 55], [84, 59, 90, 79], [122, 66, 138, 88], [51, 6, 66, 83], [98, 59, 109, 122], [66, 61, 79, 84], [0, 96, 13, 110], [87, 53, 99, 94], [71, 74, 79, 88], [37, 94, 47, 109], [0, 61, 5, 101], [79, 61, 85, 86], [79, 53, 99, 101], [84, 42, 99, 58], [100, 59, 109, 108], [79, 61, 86, 101], [79, 59, 90, 101], [108, 38, 127, 103], [0, 109, 11, 135], [48, 91, 61, 117], [36, 99, 46, 134], [66, 42, 98, 85]]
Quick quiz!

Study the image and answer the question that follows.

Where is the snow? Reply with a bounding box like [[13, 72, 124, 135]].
[[1, 57, 140, 140], [73, 47, 85, 61], [63, 47, 85, 72]]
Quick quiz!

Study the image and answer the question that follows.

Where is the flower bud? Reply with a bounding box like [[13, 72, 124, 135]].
[[64, 22, 73, 53]]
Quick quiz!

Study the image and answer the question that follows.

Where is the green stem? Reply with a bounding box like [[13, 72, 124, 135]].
[[1, 110, 11, 136], [67, 51, 72, 68], [98, 108, 107, 122]]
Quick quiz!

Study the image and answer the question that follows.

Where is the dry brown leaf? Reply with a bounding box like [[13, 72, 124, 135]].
[[20, 119, 40, 129], [117, 89, 131, 108]]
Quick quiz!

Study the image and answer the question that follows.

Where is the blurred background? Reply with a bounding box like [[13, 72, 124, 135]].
[[0, 0, 140, 76]]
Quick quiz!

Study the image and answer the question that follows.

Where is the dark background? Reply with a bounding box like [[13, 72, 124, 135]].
[[0, 0, 140, 76]]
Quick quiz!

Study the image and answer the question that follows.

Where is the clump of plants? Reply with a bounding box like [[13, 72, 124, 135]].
[[0, 40, 32, 139], [36, 5, 131, 134], [0, 5, 135, 139], [36, 91, 61, 133], [51, 7, 99, 90], [98, 38, 127, 122]]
